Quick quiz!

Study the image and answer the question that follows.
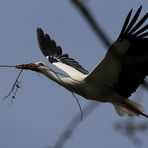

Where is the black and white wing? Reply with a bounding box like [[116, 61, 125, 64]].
[[86, 6, 148, 97], [37, 28, 88, 77]]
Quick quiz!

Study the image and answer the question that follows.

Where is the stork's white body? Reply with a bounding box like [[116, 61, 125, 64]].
[[42, 46, 123, 102]]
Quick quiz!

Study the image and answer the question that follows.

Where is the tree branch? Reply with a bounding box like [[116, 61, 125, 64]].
[[53, 102, 99, 148], [70, 0, 111, 48]]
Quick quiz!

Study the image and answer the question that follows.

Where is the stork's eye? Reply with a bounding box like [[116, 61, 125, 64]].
[[38, 62, 44, 66]]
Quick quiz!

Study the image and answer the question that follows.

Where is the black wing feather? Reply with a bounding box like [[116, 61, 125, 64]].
[[124, 6, 142, 35], [114, 6, 148, 97], [133, 24, 148, 36], [118, 9, 133, 38], [129, 12, 148, 35], [37, 28, 88, 75], [137, 31, 148, 38]]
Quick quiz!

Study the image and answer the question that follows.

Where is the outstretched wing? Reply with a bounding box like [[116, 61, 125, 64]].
[[86, 6, 148, 97], [37, 28, 88, 77]]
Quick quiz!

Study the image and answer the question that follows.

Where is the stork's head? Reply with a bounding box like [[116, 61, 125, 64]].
[[16, 62, 49, 72]]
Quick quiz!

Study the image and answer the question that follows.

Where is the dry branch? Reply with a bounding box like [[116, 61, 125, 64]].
[[0, 65, 24, 105], [70, 0, 111, 47], [53, 101, 98, 148]]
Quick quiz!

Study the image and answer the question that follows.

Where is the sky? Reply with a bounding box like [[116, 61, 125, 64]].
[[0, 0, 148, 148]]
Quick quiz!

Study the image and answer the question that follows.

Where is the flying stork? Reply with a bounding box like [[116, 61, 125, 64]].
[[16, 6, 148, 117]]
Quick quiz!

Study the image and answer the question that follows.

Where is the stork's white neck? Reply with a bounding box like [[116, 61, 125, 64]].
[[39, 69, 76, 89], [40, 69, 63, 85], [38, 68, 86, 95]]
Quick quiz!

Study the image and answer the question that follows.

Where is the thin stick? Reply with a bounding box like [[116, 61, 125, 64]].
[[0, 65, 16, 68], [8, 81, 21, 107], [72, 92, 83, 121], [2, 69, 23, 100]]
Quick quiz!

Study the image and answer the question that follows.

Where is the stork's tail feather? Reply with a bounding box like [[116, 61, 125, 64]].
[[113, 99, 148, 118]]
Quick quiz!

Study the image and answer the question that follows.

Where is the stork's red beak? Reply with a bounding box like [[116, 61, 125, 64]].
[[15, 63, 39, 71]]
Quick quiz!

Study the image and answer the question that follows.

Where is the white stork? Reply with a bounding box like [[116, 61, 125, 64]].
[[16, 6, 148, 117]]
